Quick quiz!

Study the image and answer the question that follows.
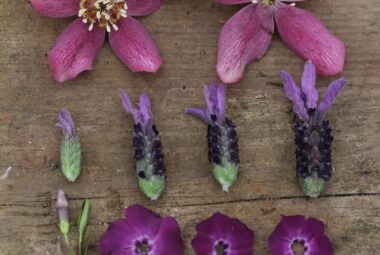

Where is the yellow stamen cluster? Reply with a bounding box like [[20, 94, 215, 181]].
[[79, 0, 128, 32]]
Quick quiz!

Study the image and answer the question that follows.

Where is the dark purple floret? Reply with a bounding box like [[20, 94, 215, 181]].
[[294, 118, 333, 181]]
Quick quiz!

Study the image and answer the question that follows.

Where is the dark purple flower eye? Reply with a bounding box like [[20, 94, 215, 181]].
[[268, 215, 333, 255], [99, 204, 184, 255], [191, 212, 254, 255]]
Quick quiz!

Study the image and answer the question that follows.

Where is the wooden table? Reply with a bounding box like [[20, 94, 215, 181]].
[[0, 0, 379, 254]]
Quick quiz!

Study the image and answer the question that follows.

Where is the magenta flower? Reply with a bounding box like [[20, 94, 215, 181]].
[[30, 0, 163, 82], [268, 215, 333, 255], [191, 212, 254, 255], [214, 0, 346, 83], [281, 61, 346, 198], [99, 204, 184, 255], [186, 81, 240, 192]]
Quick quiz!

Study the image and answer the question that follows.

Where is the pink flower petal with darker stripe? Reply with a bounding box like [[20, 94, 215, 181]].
[[48, 19, 106, 82], [216, 3, 274, 83], [274, 4, 346, 76], [213, 0, 251, 5], [109, 17, 163, 73], [29, 0, 79, 18], [126, 0, 163, 16]]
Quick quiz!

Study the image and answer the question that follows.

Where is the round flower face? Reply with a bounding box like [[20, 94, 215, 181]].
[[99, 204, 184, 255], [79, 0, 128, 32], [191, 213, 254, 255], [268, 215, 334, 255]]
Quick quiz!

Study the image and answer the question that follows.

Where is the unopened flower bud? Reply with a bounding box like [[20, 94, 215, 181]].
[[56, 109, 81, 182]]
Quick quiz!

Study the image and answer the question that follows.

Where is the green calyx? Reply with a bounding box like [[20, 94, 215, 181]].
[[59, 220, 70, 238], [61, 137, 81, 182], [213, 163, 239, 192], [299, 176, 327, 198], [138, 176, 165, 201]]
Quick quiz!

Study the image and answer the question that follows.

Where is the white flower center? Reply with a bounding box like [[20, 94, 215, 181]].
[[79, 0, 128, 32]]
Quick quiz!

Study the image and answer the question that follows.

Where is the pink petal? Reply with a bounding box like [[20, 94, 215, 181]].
[[109, 17, 163, 73], [126, 0, 163, 16], [216, 3, 274, 83], [213, 0, 251, 5], [29, 0, 79, 18], [274, 4, 346, 76], [48, 19, 106, 82]]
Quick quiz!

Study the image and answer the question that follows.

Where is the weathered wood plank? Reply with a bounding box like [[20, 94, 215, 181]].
[[0, 0, 379, 254]]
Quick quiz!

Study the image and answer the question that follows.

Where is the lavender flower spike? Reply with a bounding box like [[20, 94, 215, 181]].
[[56, 108, 81, 182], [56, 190, 70, 245], [186, 81, 239, 192], [281, 61, 346, 198], [119, 90, 166, 200]]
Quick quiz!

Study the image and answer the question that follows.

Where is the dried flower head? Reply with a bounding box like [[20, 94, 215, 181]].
[[57, 109, 81, 182], [281, 61, 346, 197], [186, 81, 239, 192], [30, 0, 163, 82], [120, 90, 166, 200], [268, 215, 333, 255], [214, 0, 345, 83], [99, 204, 184, 255], [191, 212, 254, 255]]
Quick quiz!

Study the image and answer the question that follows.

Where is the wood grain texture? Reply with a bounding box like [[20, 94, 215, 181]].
[[0, 0, 379, 254]]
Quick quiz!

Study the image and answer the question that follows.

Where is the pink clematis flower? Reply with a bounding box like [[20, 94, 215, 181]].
[[215, 0, 346, 83], [30, 0, 164, 82]]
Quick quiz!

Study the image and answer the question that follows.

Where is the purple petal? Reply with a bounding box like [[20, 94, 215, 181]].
[[318, 78, 346, 119], [107, 248, 135, 255], [301, 61, 318, 109], [138, 93, 153, 129], [109, 17, 163, 73], [216, 84, 226, 120], [99, 219, 137, 254], [300, 217, 325, 241], [213, 0, 251, 5], [225, 218, 254, 251], [274, 4, 346, 76], [216, 3, 274, 83], [30, 0, 79, 18], [124, 204, 162, 239], [307, 234, 334, 255], [185, 108, 208, 123], [268, 215, 306, 255], [203, 81, 218, 118], [280, 71, 308, 121], [56, 189, 68, 222], [191, 235, 215, 255], [48, 19, 106, 82], [126, 0, 163, 16], [56, 108, 76, 138], [119, 89, 139, 124], [152, 217, 185, 254]]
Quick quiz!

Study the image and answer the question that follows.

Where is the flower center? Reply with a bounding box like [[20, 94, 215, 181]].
[[214, 241, 229, 255], [135, 239, 151, 255], [292, 240, 307, 255], [79, 0, 128, 32], [254, 0, 275, 5]]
